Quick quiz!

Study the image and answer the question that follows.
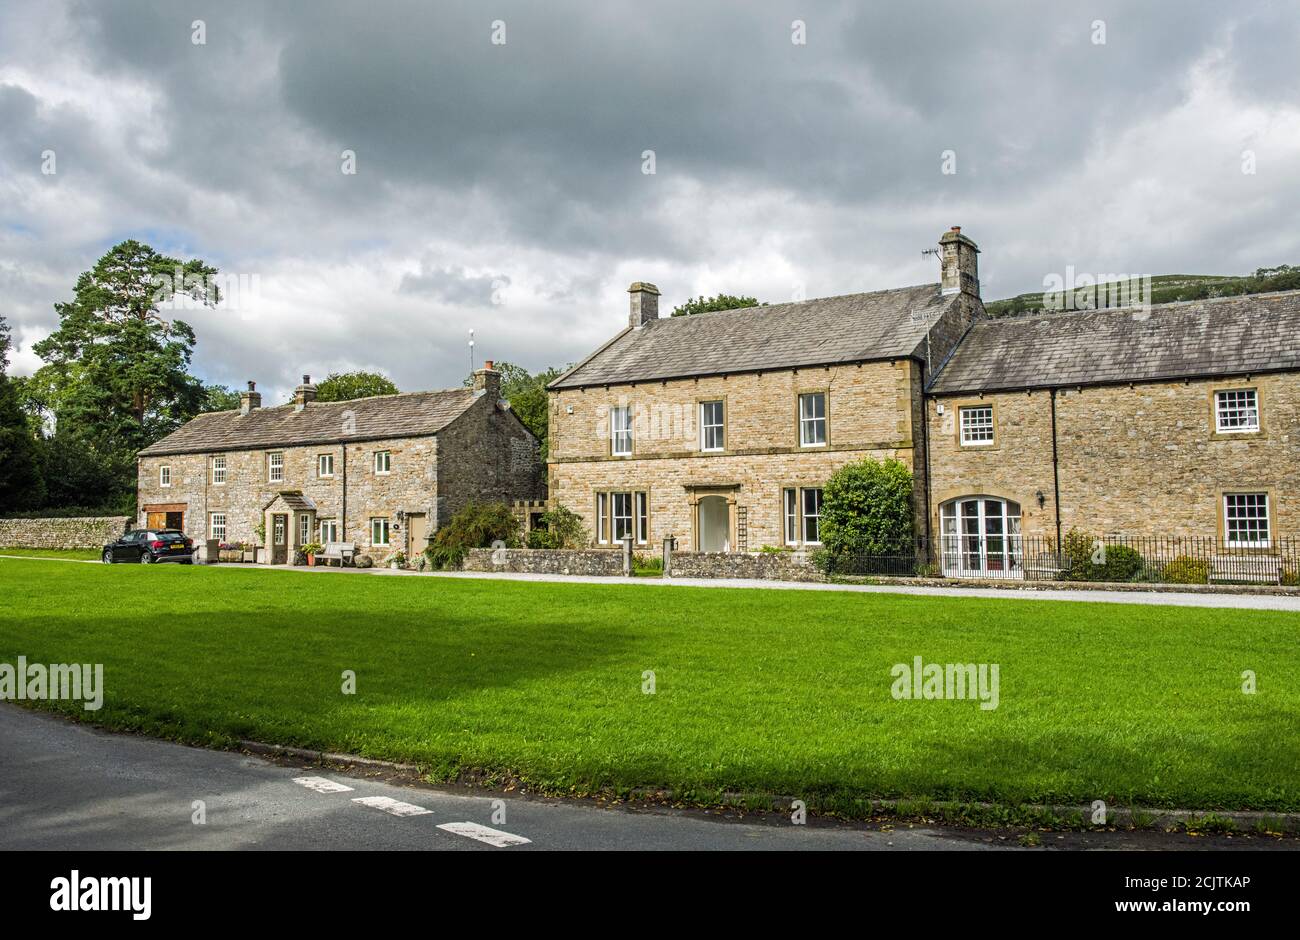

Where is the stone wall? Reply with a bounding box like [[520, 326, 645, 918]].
[[0, 517, 130, 549], [547, 360, 923, 551], [461, 547, 624, 576], [668, 550, 825, 582]]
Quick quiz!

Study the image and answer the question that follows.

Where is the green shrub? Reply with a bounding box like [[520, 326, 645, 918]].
[[524, 503, 589, 549], [1060, 530, 1145, 581], [426, 501, 520, 570], [819, 458, 914, 558], [1163, 555, 1209, 584], [759, 544, 793, 554]]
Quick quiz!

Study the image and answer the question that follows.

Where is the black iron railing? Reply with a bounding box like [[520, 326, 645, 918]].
[[824, 534, 1300, 586]]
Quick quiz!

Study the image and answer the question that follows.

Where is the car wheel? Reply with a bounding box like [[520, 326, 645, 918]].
[[140, 553, 154, 564], [102, 550, 114, 564]]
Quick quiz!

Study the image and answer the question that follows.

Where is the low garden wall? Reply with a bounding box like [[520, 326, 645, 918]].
[[0, 516, 131, 549], [462, 547, 624, 576], [669, 550, 825, 582]]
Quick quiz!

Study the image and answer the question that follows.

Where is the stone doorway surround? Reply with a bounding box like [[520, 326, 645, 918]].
[[261, 491, 317, 565], [685, 483, 739, 552]]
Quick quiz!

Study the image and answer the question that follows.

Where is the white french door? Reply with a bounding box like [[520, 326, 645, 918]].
[[940, 497, 1023, 578]]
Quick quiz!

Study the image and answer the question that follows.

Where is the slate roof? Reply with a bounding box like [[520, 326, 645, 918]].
[[139, 388, 477, 456], [264, 491, 317, 512], [549, 284, 957, 389], [929, 290, 1300, 394]]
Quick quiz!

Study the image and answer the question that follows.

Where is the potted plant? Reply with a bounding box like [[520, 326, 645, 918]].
[[389, 551, 407, 570], [242, 541, 256, 563], [301, 541, 325, 567]]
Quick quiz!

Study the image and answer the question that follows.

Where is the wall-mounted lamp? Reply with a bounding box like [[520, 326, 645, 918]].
[[1035, 490, 1046, 509]]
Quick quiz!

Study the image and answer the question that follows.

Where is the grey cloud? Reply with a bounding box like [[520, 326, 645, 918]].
[[398, 262, 507, 305], [0, 0, 1297, 392]]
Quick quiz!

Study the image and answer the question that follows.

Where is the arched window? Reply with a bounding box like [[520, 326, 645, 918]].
[[940, 497, 1023, 577]]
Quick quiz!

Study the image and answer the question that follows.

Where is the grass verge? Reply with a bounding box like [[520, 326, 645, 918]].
[[0, 557, 1296, 814]]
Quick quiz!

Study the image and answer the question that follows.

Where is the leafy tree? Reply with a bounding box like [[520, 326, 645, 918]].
[[818, 458, 915, 557], [0, 316, 46, 511], [314, 371, 399, 402], [38, 430, 135, 514], [31, 240, 216, 454], [202, 384, 242, 413], [670, 293, 764, 317]]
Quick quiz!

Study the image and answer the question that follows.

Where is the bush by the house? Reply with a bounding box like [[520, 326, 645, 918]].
[[818, 458, 914, 559], [524, 503, 589, 549], [1163, 555, 1209, 584], [426, 501, 521, 569], [1059, 530, 1146, 582]]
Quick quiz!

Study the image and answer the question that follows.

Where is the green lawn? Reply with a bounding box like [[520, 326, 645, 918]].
[[0, 558, 1296, 813], [0, 547, 100, 561]]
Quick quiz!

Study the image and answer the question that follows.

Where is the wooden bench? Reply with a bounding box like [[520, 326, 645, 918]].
[[1209, 555, 1282, 585], [321, 542, 357, 567]]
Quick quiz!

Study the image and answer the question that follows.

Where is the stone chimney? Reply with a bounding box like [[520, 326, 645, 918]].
[[239, 380, 261, 416], [293, 374, 317, 412], [939, 226, 980, 298], [628, 282, 660, 329], [473, 359, 501, 400]]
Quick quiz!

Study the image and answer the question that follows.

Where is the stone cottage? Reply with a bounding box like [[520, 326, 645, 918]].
[[548, 227, 1300, 575], [137, 364, 544, 563], [926, 290, 1300, 574]]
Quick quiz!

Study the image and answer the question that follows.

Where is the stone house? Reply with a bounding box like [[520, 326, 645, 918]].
[[548, 227, 1300, 574], [546, 228, 981, 554], [136, 364, 544, 563]]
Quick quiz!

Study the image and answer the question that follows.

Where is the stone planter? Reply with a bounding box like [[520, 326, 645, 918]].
[[242, 550, 256, 563]]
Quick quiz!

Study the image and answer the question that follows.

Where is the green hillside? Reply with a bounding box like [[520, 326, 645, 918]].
[[984, 267, 1300, 318]]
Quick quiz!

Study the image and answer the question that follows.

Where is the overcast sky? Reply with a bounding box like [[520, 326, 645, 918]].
[[2, 1, 1298, 403]]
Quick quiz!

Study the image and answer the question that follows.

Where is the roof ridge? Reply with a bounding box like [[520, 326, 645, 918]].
[[653, 282, 941, 324]]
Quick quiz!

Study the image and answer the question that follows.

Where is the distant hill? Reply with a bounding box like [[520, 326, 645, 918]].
[[984, 267, 1300, 318]]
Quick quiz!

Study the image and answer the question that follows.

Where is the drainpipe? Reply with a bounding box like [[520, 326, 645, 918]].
[[919, 362, 933, 549], [1050, 389, 1062, 549], [340, 445, 347, 544]]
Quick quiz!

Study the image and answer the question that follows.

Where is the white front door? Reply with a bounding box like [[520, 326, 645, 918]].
[[697, 496, 730, 552]]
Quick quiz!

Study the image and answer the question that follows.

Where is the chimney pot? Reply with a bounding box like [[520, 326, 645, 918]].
[[484, 359, 494, 371], [628, 281, 660, 329], [247, 380, 256, 391], [302, 374, 311, 385]]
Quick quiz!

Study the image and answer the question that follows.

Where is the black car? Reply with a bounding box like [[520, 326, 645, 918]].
[[102, 529, 195, 565]]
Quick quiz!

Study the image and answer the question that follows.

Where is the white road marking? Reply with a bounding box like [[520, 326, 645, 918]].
[[292, 776, 354, 793], [352, 795, 433, 817], [437, 821, 531, 847]]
